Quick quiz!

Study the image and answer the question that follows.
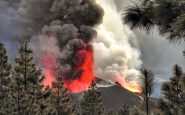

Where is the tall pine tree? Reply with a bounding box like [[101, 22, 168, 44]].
[[9, 41, 48, 114], [51, 74, 78, 115], [0, 43, 12, 114], [80, 81, 104, 115], [158, 64, 184, 114], [140, 69, 154, 115]]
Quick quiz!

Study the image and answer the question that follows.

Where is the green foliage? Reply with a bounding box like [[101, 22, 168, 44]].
[[124, 0, 185, 41], [4, 41, 185, 115], [141, 69, 154, 97], [140, 69, 154, 115], [14, 41, 42, 89], [0, 43, 12, 114], [108, 109, 117, 115], [0, 41, 79, 115], [172, 14, 185, 37], [158, 64, 185, 114], [117, 103, 130, 115], [9, 41, 50, 115], [51, 76, 78, 115], [130, 107, 142, 115], [80, 81, 104, 115], [124, 5, 154, 31]]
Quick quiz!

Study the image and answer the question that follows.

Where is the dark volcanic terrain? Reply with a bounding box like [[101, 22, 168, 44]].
[[71, 84, 142, 113]]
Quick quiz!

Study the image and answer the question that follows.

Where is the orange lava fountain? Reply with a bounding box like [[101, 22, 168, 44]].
[[41, 49, 141, 94], [115, 73, 142, 93], [64, 47, 95, 93], [41, 52, 56, 88], [42, 46, 95, 93]]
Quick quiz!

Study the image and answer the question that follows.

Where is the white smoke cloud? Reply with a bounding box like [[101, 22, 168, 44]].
[[0, 0, 142, 86], [94, 0, 142, 83]]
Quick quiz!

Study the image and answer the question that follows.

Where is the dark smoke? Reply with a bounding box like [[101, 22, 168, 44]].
[[14, 0, 103, 40], [2, 0, 104, 81]]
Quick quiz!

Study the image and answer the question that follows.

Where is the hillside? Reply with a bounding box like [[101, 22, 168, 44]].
[[71, 84, 143, 113]]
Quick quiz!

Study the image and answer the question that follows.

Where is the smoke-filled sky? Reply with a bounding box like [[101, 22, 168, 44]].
[[114, 0, 185, 97], [94, 0, 142, 84], [0, 0, 185, 97]]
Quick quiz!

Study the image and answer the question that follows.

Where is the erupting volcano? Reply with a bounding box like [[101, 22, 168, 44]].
[[29, 0, 143, 94], [64, 45, 95, 93], [41, 48, 142, 94], [41, 42, 142, 94], [41, 39, 95, 93], [115, 73, 142, 93]]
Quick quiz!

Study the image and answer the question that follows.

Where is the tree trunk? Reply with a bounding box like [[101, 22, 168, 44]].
[[24, 42, 27, 90], [57, 78, 60, 115], [145, 74, 149, 115], [17, 77, 20, 114]]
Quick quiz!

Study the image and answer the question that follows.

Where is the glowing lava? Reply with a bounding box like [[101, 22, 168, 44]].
[[115, 73, 142, 93], [64, 46, 95, 93], [42, 46, 95, 93], [41, 48, 141, 94], [41, 52, 57, 88]]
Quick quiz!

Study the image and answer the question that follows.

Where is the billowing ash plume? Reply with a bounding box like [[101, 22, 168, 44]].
[[94, 0, 142, 85], [0, 0, 142, 92], [14, 0, 103, 41], [13, 0, 104, 93]]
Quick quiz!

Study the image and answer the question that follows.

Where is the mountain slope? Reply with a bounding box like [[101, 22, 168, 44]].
[[71, 84, 142, 113]]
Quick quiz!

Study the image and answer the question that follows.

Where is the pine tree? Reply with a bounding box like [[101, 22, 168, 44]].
[[124, 0, 185, 42], [80, 81, 104, 115], [9, 74, 28, 115], [158, 64, 184, 114], [140, 69, 154, 115], [51, 75, 78, 115], [9, 41, 49, 114], [108, 109, 117, 115], [0, 43, 12, 114], [14, 41, 42, 89], [117, 103, 130, 115], [130, 107, 141, 115]]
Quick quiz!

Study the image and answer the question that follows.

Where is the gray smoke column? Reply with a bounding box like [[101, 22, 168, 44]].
[[14, 0, 103, 40], [13, 0, 104, 93], [0, 0, 142, 92], [94, 0, 142, 91]]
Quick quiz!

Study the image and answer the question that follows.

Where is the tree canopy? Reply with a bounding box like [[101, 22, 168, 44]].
[[124, 0, 185, 42]]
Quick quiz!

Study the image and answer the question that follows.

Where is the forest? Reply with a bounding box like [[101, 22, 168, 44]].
[[1, 0, 185, 115]]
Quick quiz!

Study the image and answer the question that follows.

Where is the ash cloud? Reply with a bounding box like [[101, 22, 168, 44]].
[[1, 0, 143, 85], [13, 0, 104, 81], [115, 0, 185, 97], [14, 0, 103, 40], [94, 0, 142, 83], [114, 0, 185, 76]]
